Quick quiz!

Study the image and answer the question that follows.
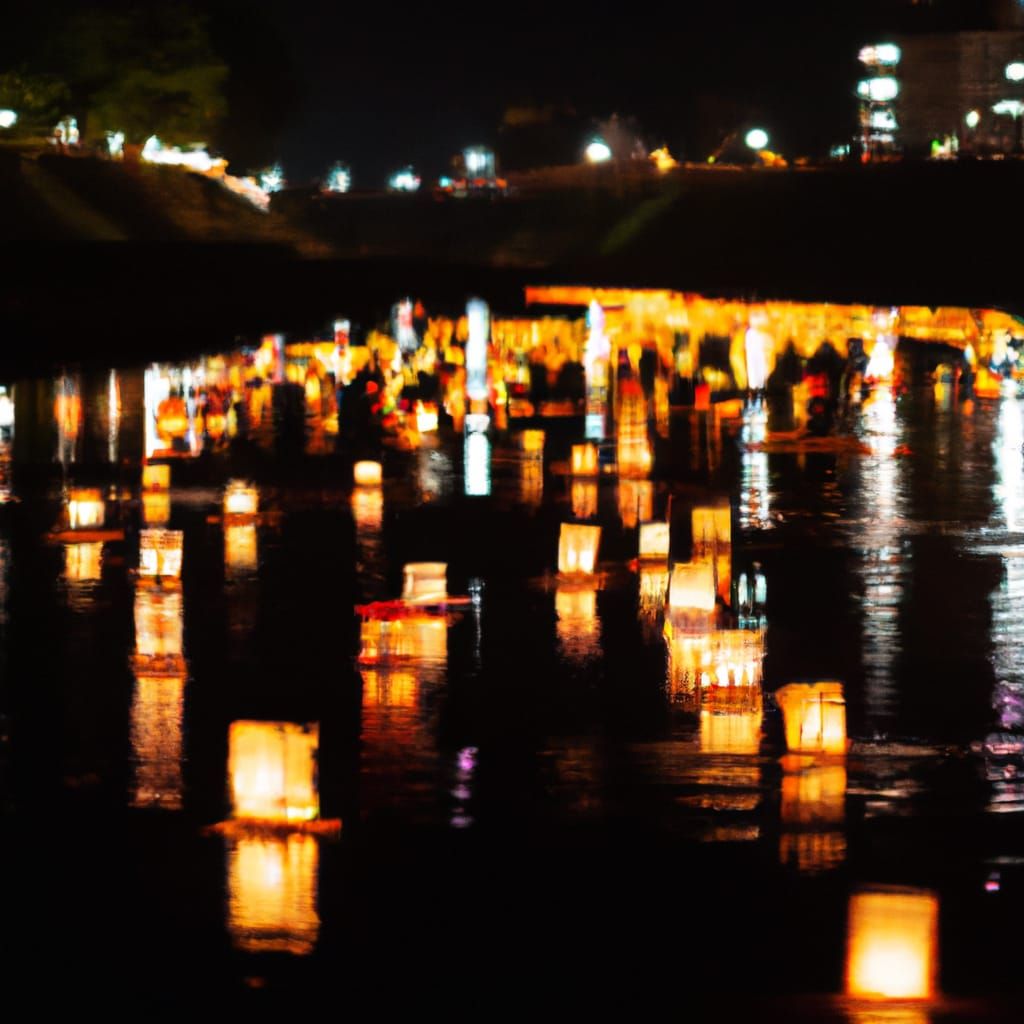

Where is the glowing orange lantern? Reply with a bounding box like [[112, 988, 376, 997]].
[[520, 460, 544, 507], [142, 463, 170, 491], [639, 521, 670, 562], [558, 523, 601, 575], [224, 480, 258, 519], [353, 460, 382, 487], [352, 485, 383, 532], [134, 587, 183, 661], [775, 682, 847, 755], [520, 429, 545, 456], [229, 720, 320, 824], [65, 541, 102, 582], [227, 834, 319, 955], [142, 490, 171, 526], [700, 700, 763, 755], [225, 523, 258, 575], [402, 562, 447, 603], [846, 887, 938, 1000], [139, 528, 183, 580], [692, 504, 731, 551], [156, 395, 189, 442], [668, 561, 716, 613], [571, 479, 598, 519], [571, 442, 598, 477], [618, 478, 653, 529], [359, 615, 447, 663], [68, 488, 105, 530]]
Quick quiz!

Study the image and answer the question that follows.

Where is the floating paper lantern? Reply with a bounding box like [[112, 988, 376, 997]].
[[416, 401, 439, 433], [402, 562, 447, 603], [227, 834, 319, 955], [618, 478, 653, 529], [130, 672, 185, 810], [692, 504, 731, 551], [571, 443, 598, 477], [351, 486, 383, 532], [225, 523, 258, 575], [68, 488, 105, 530], [65, 541, 102, 582], [558, 523, 601, 575], [359, 615, 447, 663], [224, 480, 258, 519], [142, 463, 170, 491], [700, 703, 763, 755], [571, 479, 598, 520], [775, 682, 847, 755], [156, 395, 189, 441], [639, 521, 670, 562], [229, 720, 320, 824], [139, 529, 183, 579], [846, 887, 938, 1000], [520, 429, 545, 456], [639, 566, 669, 628], [668, 561, 716, 613], [142, 489, 171, 526], [353, 460, 382, 487], [134, 587, 183, 661]]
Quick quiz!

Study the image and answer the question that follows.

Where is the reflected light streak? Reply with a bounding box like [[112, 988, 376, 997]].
[[225, 523, 258, 577], [130, 673, 185, 810], [65, 542, 102, 582], [465, 431, 491, 497], [555, 585, 601, 665], [739, 404, 771, 530]]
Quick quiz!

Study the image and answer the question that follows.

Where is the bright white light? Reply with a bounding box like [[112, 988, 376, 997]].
[[745, 128, 769, 150], [142, 136, 226, 174], [870, 109, 897, 131], [259, 163, 285, 193], [325, 162, 350, 193], [389, 167, 421, 192], [0, 109, 16, 129], [1008, 62, 1024, 82], [994, 99, 1024, 117], [466, 298, 489, 402], [464, 147, 492, 175], [106, 130, 125, 158], [966, 109, 981, 128], [857, 77, 899, 102], [860, 43, 901, 67], [585, 139, 612, 163]]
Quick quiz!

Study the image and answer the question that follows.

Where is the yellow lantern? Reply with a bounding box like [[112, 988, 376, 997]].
[[134, 587, 183, 662], [227, 834, 319, 955], [65, 541, 102, 582], [224, 480, 259, 519], [775, 682, 847, 755], [229, 720, 320, 824], [204, 411, 227, 440], [142, 489, 171, 526], [571, 442, 598, 477], [353, 460, 383, 487], [700, 699, 763, 755], [846, 887, 939, 1000], [130, 672, 185, 810], [352, 485, 383, 532], [571, 479, 598, 520], [139, 528, 183, 580], [142, 463, 170, 492], [520, 429, 545, 456], [156, 395, 189, 442], [68, 488, 105, 530], [225, 523, 258, 576], [618, 478, 653, 529], [692, 504, 731, 552], [639, 521, 670, 562], [558, 523, 601, 575], [668, 561, 716, 613], [359, 615, 447, 663], [402, 562, 447, 603], [639, 566, 669, 628]]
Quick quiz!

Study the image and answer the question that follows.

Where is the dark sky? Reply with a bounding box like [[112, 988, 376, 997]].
[[8, 0, 1023, 184]]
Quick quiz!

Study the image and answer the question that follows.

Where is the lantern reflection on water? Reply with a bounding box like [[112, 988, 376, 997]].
[[352, 484, 383, 532], [639, 521, 670, 562], [224, 480, 259, 519], [229, 720, 320, 824], [227, 833, 319, 955], [618, 478, 652, 530], [142, 463, 170, 491], [225, 523, 258, 576], [68, 488, 105, 530], [776, 682, 847, 755], [700, 689, 764, 755], [779, 762, 847, 874], [360, 667, 418, 709], [668, 561, 716, 613], [555, 585, 601, 664], [558, 523, 601, 575], [571, 479, 598, 519], [353, 460, 382, 487], [402, 562, 447, 603], [130, 672, 185, 810], [638, 566, 669, 637], [846, 887, 938, 1000], [571, 442, 598, 477], [520, 459, 544, 508], [520, 429, 545, 457], [134, 587, 183, 661], [65, 541, 102, 582], [359, 615, 447, 663], [666, 624, 764, 704], [142, 490, 171, 526], [139, 529, 183, 580]]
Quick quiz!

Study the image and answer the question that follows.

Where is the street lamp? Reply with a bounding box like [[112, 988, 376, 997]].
[[745, 128, 769, 151], [585, 139, 612, 163]]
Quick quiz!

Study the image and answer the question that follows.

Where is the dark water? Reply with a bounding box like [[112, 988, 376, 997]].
[[1, 364, 1023, 1018]]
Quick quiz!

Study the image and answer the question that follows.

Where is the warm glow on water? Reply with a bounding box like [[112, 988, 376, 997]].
[[130, 673, 185, 810], [229, 721, 320, 824]]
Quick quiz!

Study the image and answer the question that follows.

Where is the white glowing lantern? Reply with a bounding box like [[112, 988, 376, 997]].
[[415, 401, 439, 433], [227, 834, 320, 955], [0, 109, 17, 129], [668, 562, 716, 613], [229, 720, 320, 824], [142, 463, 170, 491], [846, 887, 938, 1000], [402, 562, 447, 603], [558, 523, 601, 576], [745, 128, 769, 151], [354, 461, 382, 487], [466, 299, 489, 402], [1007, 62, 1024, 83], [139, 528, 184, 579], [65, 542, 103, 582], [68, 488, 105, 530], [966, 109, 981, 128], [775, 682, 847, 755], [857, 78, 899, 102], [224, 480, 259, 519], [585, 139, 612, 163], [325, 161, 351, 193], [389, 167, 421, 192], [571, 443, 599, 477], [639, 522, 670, 562]]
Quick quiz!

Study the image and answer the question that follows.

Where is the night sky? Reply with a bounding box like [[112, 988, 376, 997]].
[[8, 0, 1023, 184]]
